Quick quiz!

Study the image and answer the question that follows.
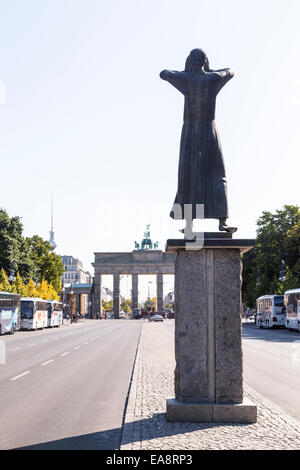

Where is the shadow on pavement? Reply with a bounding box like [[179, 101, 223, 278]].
[[242, 322, 300, 343], [14, 413, 252, 450]]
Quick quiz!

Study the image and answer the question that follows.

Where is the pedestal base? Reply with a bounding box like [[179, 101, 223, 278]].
[[166, 398, 257, 423]]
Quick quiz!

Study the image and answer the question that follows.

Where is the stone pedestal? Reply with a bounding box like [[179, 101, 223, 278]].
[[165, 235, 257, 423]]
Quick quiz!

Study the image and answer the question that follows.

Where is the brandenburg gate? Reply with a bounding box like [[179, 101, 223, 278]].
[[91, 227, 175, 318]]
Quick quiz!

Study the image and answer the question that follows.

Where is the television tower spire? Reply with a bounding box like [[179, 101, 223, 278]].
[[49, 195, 57, 249]]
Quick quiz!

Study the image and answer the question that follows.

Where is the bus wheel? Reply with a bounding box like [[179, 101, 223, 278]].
[[10, 325, 15, 335], [266, 320, 269, 329], [0, 325, 2, 335]]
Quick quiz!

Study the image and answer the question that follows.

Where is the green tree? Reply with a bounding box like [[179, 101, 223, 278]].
[[242, 205, 300, 307], [0, 208, 33, 279], [25, 235, 64, 292]]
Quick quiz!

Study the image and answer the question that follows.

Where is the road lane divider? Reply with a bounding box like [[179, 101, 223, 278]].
[[41, 359, 54, 366], [11, 371, 31, 381], [61, 351, 70, 356]]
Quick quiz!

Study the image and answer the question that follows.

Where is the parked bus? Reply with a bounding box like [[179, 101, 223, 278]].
[[48, 301, 63, 328], [20, 297, 50, 330], [284, 288, 300, 332], [256, 294, 285, 328], [0, 292, 21, 335]]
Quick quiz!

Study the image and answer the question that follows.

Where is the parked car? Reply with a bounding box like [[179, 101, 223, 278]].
[[148, 314, 164, 322]]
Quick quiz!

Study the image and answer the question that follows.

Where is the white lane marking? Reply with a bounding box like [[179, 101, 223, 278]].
[[83, 341, 89, 345], [41, 359, 54, 366], [91, 338, 95, 341], [61, 351, 70, 356], [11, 371, 31, 381], [10, 347, 21, 351], [28, 343, 35, 347], [73, 346, 80, 350]]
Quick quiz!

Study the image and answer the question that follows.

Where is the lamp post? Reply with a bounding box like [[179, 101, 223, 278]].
[[61, 286, 65, 324], [8, 259, 16, 284], [256, 268, 261, 287], [279, 260, 286, 282], [70, 282, 74, 323]]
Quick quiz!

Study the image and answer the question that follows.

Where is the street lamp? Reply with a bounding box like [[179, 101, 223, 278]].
[[279, 260, 286, 282], [8, 259, 16, 284], [256, 268, 261, 287], [70, 282, 74, 323]]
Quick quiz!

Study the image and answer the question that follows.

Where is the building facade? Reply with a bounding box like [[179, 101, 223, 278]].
[[61, 255, 92, 285]]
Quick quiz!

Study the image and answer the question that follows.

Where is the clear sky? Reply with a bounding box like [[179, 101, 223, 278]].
[[1, 0, 300, 280]]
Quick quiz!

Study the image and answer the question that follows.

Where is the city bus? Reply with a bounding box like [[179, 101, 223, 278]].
[[20, 297, 50, 330], [256, 294, 285, 328], [48, 301, 63, 327], [0, 292, 21, 335], [284, 288, 300, 332]]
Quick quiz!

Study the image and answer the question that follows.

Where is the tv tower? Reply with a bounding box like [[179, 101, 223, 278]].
[[49, 195, 57, 250]]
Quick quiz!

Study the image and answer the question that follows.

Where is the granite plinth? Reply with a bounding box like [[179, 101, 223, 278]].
[[166, 235, 254, 254], [165, 236, 257, 423], [166, 398, 257, 423]]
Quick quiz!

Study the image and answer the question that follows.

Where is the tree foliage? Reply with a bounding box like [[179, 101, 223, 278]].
[[121, 299, 132, 313], [0, 270, 59, 301], [144, 297, 157, 310], [102, 299, 113, 311], [0, 208, 64, 297], [242, 205, 300, 307], [25, 235, 64, 291]]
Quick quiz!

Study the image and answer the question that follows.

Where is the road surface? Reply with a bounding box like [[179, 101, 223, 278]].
[[0, 319, 141, 450], [243, 321, 300, 421]]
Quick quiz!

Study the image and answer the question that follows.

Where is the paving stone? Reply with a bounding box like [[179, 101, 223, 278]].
[[121, 321, 300, 450]]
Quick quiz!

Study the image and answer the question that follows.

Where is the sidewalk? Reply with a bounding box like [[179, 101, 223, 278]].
[[121, 321, 300, 450]]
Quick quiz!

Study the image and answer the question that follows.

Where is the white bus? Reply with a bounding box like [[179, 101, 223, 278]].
[[48, 301, 63, 328], [284, 288, 300, 332], [256, 294, 285, 328], [20, 298, 50, 330]]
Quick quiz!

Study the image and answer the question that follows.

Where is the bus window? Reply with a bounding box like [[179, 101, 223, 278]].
[[21, 301, 34, 319], [274, 296, 284, 307]]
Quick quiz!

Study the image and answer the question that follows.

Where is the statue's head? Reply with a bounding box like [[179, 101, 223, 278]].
[[185, 48, 209, 72]]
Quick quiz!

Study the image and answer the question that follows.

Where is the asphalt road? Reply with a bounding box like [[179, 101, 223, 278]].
[[242, 321, 300, 421], [0, 319, 141, 450]]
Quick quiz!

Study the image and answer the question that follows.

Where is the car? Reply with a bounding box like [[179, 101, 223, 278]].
[[148, 314, 164, 322], [248, 315, 255, 321]]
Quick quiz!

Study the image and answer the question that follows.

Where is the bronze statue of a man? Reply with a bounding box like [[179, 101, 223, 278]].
[[160, 48, 237, 233]]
